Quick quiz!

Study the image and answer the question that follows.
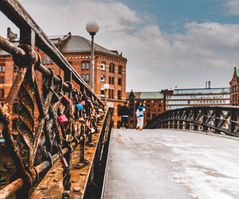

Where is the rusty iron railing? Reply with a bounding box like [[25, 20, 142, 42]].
[[0, 0, 113, 198], [146, 106, 239, 137]]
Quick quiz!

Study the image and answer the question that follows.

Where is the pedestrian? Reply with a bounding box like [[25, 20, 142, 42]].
[[136, 102, 145, 131], [120, 102, 130, 129]]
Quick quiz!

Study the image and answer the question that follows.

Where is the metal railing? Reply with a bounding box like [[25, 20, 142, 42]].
[[0, 0, 113, 198], [146, 106, 239, 137]]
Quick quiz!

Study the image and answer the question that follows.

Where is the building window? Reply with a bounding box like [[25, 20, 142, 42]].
[[81, 62, 90, 70], [85, 74, 89, 82], [109, 89, 114, 99], [118, 90, 122, 100], [82, 62, 85, 70], [108, 89, 114, 99], [109, 64, 115, 73], [0, 76, 4, 83], [85, 62, 89, 70], [118, 78, 122, 85], [12, 119, 18, 130], [100, 88, 105, 97], [0, 66, 5, 72], [118, 65, 122, 74], [12, 103, 19, 113], [101, 75, 105, 82], [109, 76, 114, 84], [101, 62, 106, 71], [0, 89, 4, 98], [82, 74, 85, 80]]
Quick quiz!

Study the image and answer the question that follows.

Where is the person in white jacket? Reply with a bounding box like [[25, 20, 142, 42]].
[[136, 102, 145, 131]]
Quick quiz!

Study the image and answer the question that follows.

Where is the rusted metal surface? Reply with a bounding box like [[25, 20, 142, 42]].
[[146, 106, 239, 136], [0, 0, 112, 198], [0, 178, 24, 199], [0, 35, 25, 56]]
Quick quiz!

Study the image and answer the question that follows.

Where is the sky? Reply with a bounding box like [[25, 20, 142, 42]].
[[1, 0, 239, 91]]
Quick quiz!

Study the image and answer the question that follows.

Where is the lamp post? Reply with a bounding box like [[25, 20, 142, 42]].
[[86, 21, 99, 90], [103, 83, 110, 108]]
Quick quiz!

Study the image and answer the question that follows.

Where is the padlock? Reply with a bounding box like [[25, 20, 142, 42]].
[[76, 103, 84, 111], [60, 93, 72, 106], [58, 114, 68, 125], [57, 108, 68, 125]]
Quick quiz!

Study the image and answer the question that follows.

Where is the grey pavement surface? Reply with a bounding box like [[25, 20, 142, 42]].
[[102, 129, 239, 199]]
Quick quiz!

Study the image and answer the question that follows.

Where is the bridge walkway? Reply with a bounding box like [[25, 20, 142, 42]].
[[102, 129, 239, 199]]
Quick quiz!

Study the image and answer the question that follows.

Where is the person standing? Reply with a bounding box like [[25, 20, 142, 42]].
[[120, 102, 130, 129], [136, 102, 145, 131]]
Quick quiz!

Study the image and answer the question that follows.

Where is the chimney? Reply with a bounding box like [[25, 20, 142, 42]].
[[208, 81, 211, 89], [205, 81, 208, 89]]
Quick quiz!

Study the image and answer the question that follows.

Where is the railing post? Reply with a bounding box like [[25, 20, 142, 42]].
[[202, 109, 209, 132], [230, 109, 237, 135], [164, 121, 168, 128], [214, 108, 221, 134], [185, 122, 190, 130], [179, 120, 183, 129], [15, 27, 35, 199]]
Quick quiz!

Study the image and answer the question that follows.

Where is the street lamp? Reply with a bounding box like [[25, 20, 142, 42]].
[[103, 83, 110, 108], [86, 21, 99, 90]]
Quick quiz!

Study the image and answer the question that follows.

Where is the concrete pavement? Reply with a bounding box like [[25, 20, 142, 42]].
[[102, 129, 239, 199]]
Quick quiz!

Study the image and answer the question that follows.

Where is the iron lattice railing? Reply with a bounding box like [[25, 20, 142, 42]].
[[0, 0, 113, 198], [145, 106, 239, 137]]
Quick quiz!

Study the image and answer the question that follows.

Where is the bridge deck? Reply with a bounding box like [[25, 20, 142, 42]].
[[102, 129, 239, 199]]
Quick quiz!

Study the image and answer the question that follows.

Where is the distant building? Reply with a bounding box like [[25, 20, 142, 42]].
[[0, 30, 127, 128], [230, 67, 239, 105], [165, 83, 230, 110], [126, 90, 165, 128]]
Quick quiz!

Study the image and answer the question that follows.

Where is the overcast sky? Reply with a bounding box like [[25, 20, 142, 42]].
[[1, 0, 239, 91]]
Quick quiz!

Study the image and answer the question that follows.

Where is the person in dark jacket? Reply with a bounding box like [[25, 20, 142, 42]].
[[120, 102, 130, 129]]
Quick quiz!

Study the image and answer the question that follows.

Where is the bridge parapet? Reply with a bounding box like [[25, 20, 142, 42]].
[[146, 106, 239, 137], [0, 0, 113, 198]]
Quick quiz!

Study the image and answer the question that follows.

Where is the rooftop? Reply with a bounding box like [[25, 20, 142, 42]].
[[127, 91, 164, 99], [174, 87, 230, 95], [0, 33, 126, 60]]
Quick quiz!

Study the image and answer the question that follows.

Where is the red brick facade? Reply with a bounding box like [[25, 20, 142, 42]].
[[0, 34, 127, 129], [230, 67, 239, 105]]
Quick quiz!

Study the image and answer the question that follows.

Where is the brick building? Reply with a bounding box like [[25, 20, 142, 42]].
[[126, 90, 165, 128], [0, 31, 127, 128], [165, 84, 230, 110], [230, 67, 239, 105]]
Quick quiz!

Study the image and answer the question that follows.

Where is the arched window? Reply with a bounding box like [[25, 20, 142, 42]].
[[101, 62, 106, 71], [118, 65, 122, 74], [109, 63, 115, 73], [81, 61, 90, 70]]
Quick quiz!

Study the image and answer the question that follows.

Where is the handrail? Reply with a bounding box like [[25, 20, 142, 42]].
[[0, 0, 112, 198], [146, 106, 239, 137]]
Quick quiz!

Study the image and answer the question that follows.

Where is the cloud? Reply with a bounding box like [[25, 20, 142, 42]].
[[0, 0, 238, 91], [224, 0, 239, 16]]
